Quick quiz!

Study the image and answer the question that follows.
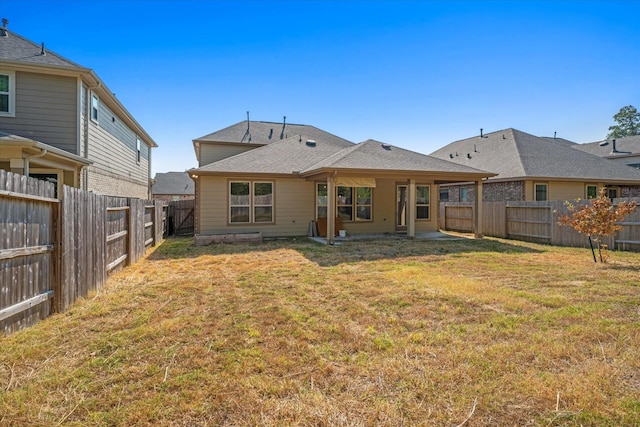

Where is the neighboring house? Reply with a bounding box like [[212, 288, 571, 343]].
[[573, 135, 640, 171], [190, 120, 495, 243], [152, 172, 195, 202], [430, 128, 640, 202], [0, 20, 157, 199]]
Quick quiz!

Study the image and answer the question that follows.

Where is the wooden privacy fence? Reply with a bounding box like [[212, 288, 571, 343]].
[[440, 199, 640, 251], [1, 171, 164, 334]]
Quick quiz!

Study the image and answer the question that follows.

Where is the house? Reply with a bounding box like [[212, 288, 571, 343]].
[[189, 119, 495, 243], [573, 135, 640, 172], [0, 20, 157, 199], [152, 172, 195, 202], [429, 128, 640, 202]]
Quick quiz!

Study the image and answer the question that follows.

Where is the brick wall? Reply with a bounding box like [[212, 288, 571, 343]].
[[621, 186, 640, 198], [483, 181, 525, 202], [84, 166, 149, 199]]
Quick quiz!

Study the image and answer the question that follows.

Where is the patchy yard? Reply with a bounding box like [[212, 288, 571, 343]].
[[1, 236, 639, 426]]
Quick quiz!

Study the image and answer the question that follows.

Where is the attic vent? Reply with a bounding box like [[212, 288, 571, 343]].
[[381, 144, 392, 151], [306, 140, 317, 147]]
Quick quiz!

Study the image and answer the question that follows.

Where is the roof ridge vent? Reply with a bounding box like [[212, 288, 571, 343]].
[[306, 139, 317, 147]]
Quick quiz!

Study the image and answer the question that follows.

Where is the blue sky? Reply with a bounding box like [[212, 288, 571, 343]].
[[3, 0, 640, 175]]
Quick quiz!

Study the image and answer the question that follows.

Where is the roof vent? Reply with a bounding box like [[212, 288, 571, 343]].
[[306, 139, 316, 147], [466, 153, 472, 159], [449, 153, 454, 159], [0, 18, 8, 37], [480, 128, 488, 138], [40, 42, 46, 56], [381, 144, 392, 151]]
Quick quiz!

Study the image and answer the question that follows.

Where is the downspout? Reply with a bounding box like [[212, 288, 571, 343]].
[[24, 148, 48, 176]]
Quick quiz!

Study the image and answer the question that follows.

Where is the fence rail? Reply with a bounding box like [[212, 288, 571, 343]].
[[1, 170, 164, 334], [440, 199, 640, 250]]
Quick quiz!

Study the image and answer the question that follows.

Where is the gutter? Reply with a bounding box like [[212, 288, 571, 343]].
[[24, 148, 48, 176]]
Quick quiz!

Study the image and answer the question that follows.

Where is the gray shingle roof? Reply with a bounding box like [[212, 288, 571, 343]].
[[573, 135, 640, 157], [193, 134, 354, 174], [152, 172, 195, 195], [194, 120, 353, 146], [430, 128, 640, 182], [0, 27, 85, 69], [301, 139, 493, 175], [193, 136, 494, 179]]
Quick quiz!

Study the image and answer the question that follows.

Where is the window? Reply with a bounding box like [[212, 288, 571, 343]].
[[416, 185, 430, 219], [461, 187, 469, 202], [91, 93, 99, 122], [607, 187, 618, 200], [0, 71, 15, 117], [229, 181, 273, 224], [337, 186, 353, 221], [136, 137, 141, 164], [355, 187, 372, 221], [586, 185, 598, 199], [253, 182, 273, 223], [439, 187, 449, 202], [316, 183, 327, 219], [534, 183, 548, 201], [337, 186, 372, 221]]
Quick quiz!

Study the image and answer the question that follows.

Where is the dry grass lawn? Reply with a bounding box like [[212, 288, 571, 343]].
[[1, 236, 639, 426]]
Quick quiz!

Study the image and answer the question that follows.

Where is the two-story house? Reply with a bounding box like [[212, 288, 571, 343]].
[[0, 19, 157, 199]]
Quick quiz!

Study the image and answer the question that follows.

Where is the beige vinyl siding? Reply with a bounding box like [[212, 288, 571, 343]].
[[83, 85, 149, 194], [1, 71, 77, 153], [548, 181, 589, 201], [199, 143, 259, 166], [199, 176, 315, 237], [525, 180, 594, 201]]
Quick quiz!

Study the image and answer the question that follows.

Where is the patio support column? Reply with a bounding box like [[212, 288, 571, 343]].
[[327, 173, 336, 245], [474, 179, 483, 238], [408, 179, 416, 238]]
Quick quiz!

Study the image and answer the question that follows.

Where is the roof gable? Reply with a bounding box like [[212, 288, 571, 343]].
[[431, 128, 640, 182]]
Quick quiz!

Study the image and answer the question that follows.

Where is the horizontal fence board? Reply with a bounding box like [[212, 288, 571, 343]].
[[0, 245, 53, 260], [441, 198, 640, 252], [1, 170, 164, 335]]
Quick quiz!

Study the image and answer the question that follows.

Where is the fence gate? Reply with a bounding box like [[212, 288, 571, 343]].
[[168, 199, 195, 236]]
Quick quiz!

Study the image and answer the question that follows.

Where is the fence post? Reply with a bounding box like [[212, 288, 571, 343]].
[[51, 195, 62, 313]]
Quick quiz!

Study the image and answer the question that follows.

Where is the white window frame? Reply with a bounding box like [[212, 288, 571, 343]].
[[416, 185, 430, 220], [0, 70, 16, 117], [316, 183, 328, 219], [136, 137, 141, 164], [534, 183, 548, 201], [90, 92, 99, 123], [229, 180, 274, 224]]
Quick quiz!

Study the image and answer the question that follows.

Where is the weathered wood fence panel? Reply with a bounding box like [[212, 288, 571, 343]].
[[1, 170, 57, 334], [1, 171, 165, 334], [440, 199, 640, 251], [168, 199, 195, 236]]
